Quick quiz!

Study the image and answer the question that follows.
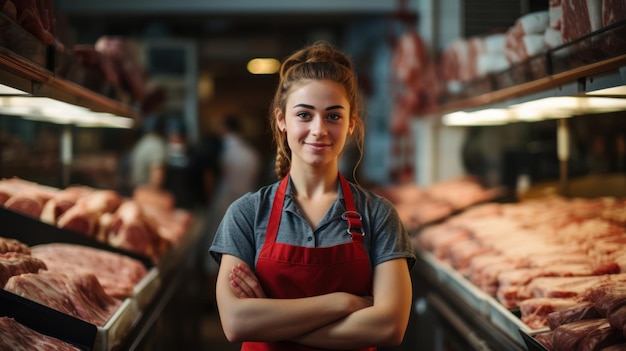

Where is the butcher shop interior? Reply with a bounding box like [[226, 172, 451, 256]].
[[1, 0, 626, 350]]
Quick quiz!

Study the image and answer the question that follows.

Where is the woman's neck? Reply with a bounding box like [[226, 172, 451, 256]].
[[289, 165, 338, 200]]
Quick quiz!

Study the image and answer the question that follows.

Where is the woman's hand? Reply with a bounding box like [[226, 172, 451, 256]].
[[229, 263, 266, 298]]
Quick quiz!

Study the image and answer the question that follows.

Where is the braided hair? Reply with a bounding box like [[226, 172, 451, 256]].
[[269, 41, 365, 179]]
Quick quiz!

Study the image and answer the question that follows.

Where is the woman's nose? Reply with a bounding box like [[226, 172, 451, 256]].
[[310, 116, 327, 136]]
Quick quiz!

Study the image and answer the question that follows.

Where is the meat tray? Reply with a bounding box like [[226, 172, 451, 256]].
[[0, 207, 153, 268], [519, 330, 551, 351], [417, 248, 489, 315], [0, 289, 97, 350], [93, 298, 140, 351], [484, 294, 549, 347], [415, 248, 554, 350], [132, 267, 161, 310]]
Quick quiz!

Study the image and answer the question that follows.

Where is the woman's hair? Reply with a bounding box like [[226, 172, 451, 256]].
[[270, 41, 365, 179]]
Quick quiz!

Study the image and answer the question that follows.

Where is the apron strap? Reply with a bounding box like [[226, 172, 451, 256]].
[[265, 175, 288, 243], [266, 173, 364, 243], [339, 174, 364, 242]]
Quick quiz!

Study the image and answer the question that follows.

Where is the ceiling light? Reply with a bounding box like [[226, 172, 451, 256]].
[[247, 58, 280, 74], [0, 96, 134, 128], [442, 109, 513, 126], [586, 85, 626, 96]]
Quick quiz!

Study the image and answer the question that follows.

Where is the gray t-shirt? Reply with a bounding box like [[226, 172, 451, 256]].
[[210, 177, 416, 271]]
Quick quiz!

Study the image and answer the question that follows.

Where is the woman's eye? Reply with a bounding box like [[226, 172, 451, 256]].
[[296, 112, 310, 119], [327, 113, 341, 121]]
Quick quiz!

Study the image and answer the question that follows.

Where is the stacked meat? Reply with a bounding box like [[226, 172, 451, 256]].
[[0, 317, 80, 351], [0, 177, 193, 263], [414, 195, 626, 336], [532, 285, 626, 350], [0, 235, 153, 347], [374, 176, 502, 231]]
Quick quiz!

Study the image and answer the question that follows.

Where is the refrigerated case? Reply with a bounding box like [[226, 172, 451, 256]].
[[403, 20, 626, 351], [0, 11, 209, 351]]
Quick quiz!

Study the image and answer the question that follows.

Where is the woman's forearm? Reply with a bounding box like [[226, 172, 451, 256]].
[[216, 255, 372, 343], [218, 288, 370, 343], [291, 259, 413, 349]]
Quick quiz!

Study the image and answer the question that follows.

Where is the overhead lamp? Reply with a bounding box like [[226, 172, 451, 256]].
[[510, 96, 626, 117], [0, 96, 134, 128], [442, 109, 513, 126], [247, 58, 280, 74], [444, 96, 626, 126], [585, 85, 626, 96]]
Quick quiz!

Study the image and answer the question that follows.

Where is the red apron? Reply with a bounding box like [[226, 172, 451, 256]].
[[241, 174, 374, 351]]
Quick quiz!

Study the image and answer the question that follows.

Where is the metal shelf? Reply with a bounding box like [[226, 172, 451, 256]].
[[418, 20, 626, 119], [0, 11, 140, 120]]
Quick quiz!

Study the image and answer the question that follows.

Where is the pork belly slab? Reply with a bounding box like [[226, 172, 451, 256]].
[[31, 243, 148, 299], [4, 270, 121, 326], [0, 317, 80, 351]]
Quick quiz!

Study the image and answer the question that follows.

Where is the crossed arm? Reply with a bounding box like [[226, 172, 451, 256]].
[[215, 254, 412, 349]]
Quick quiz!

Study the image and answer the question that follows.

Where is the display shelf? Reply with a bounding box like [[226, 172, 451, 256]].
[[419, 20, 626, 119], [0, 11, 140, 120]]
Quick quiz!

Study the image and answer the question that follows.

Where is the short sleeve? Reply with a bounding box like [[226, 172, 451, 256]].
[[209, 193, 258, 269]]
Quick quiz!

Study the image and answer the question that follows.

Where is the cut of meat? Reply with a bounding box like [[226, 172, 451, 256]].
[[526, 274, 626, 300], [594, 290, 626, 316], [105, 200, 170, 261], [3, 193, 45, 218], [0, 317, 80, 351], [0, 252, 47, 287], [4, 270, 121, 326], [0, 236, 30, 254], [549, 0, 563, 28], [551, 318, 611, 351], [607, 304, 626, 338], [31, 243, 148, 299], [546, 302, 601, 329], [577, 320, 625, 351], [520, 297, 581, 330], [561, 0, 603, 43], [39, 191, 82, 225], [55, 189, 123, 236]]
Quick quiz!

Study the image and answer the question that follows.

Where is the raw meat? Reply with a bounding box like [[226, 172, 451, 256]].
[[561, 0, 602, 43], [600, 343, 626, 351], [594, 290, 626, 316], [0, 236, 30, 254], [535, 331, 554, 350], [607, 304, 626, 338], [550, 0, 563, 28], [3, 192, 45, 218], [504, 11, 549, 64], [547, 302, 601, 329], [0, 252, 47, 287], [0, 317, 80, 351], [552, 318, 615, 351], [55, 189, 123, 236], [31, 243, 148, 299], [105, 200, 170, 261], [4, 270, 121, 326], [520, 297, 581, 329], [39, 190, 84, 225]]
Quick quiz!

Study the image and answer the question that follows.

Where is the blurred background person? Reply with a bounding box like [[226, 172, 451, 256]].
[[129, 113, 167, 190], [212, 114, 261, 218], [164, 116, 193, 209]]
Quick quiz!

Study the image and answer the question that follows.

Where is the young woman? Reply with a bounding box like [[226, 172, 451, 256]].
[[209, 41, 416, 351]]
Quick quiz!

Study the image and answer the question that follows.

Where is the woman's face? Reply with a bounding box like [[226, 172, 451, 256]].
[[277, 79, 354, 171]]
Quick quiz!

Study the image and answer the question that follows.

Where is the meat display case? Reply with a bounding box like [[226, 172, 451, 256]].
[[0, 11, 207, 350], [404, 20, 626, 351], [0, 206, 204, 351]]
